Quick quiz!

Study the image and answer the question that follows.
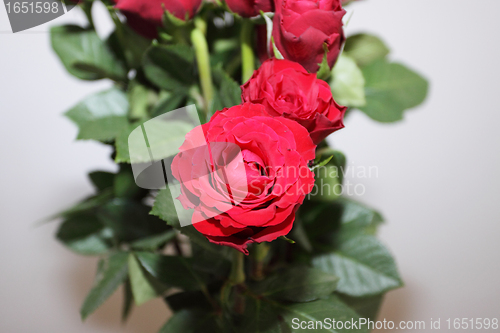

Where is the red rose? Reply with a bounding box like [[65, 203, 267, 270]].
[[114, 0, 202, 38], [225, 0, 273, 17], [171, 103, 316, 254], [242, 59, 346, 144], [120, 13, 160, 39], [272, 0, 346, 72]]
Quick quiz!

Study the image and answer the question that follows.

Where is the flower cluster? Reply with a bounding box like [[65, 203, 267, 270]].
[[172, 59, 346, 254], [113, 0, 346, 74], [110, 0, 347, 253], [48, 0, 425, 324]]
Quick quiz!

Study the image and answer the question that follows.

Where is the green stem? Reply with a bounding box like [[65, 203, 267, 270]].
[[107, 8, 131, 81], [240, 19, 255, 83], [251, 242, 269, 281], [108, 8, 126, 56], [228, 250, 246, 314], [191, 24, 214, 116], [194, 16, 207, 36], [229, 250, 245, 285], [82, 1, 95, 30]]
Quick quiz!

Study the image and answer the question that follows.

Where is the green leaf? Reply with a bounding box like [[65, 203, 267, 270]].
[[164, 290, 213, 312], [113, 167, 143, 199], [97, 198, 169, 243], [207, 92, 224, 122], [359, 59, 429, 122], [107, 25, 151, 70], [338, 294, 384, 322], [135, 252, 209, 291], [78, 117, 129, 141], [130, 121, 193, 163], [309, 150, 346, 202], [130, 230, 178, 251], [65, 88, 128, 122], [151, 187, 179, 227], [128, 253, 166, 305], [143, 44, 195, 90], [164, 9, 191, 27], [242, 295, 368, 333], [260, 11, 273, 60], [114, 123, 140, 163], [299, 197, 384, 251], [207, 66, 242, 120], [190, 241, 232, 276], [128, 82, 157, 120], [80, 252, 129, 320], [334, 198, 384, 240], [314, 149, 346, 182], [280, 295, 369, 332], [88, 171, 115, 192], [312, 235, 402, 297], [151, 188, 232, 270], [210, 38, 240, 73], [280, 235, 296, 244], [331, 55, 366, 107], [159, 309, 218, 333], [330, 151, 346, 185], [253, 267, 339, 302], [312, 165, 342, 202], [313, 155, 333, 170], [115, 120, 193, 163], [343, 34, 390, 67], [65, 88, 129, 141], [181, 225, 233, 262], [56, 214, 110, 255], [151, 91, 186, 118], [301, 197, 382, 230], [316, 43, 331, 81], [52, 190, 113, 221], [212, 67, 242, 109], [290, 216, 313, 253], [122, 278, 134, 322], [271, 36, 284, 60], [51, 25, 127, 81]]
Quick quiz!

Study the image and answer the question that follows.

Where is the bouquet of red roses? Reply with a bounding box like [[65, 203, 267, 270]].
[[50, 0, 428, 331]]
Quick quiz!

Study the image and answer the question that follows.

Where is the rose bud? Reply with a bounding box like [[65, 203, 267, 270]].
[[272, 0, 346, 73], [242, 58, 346, 144], [225, 0, 274, 17], [114, 0, 203, 38], [171, 103, 316, 254]]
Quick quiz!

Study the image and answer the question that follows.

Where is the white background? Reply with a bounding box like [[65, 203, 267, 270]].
[[1, 0, 499, 332]]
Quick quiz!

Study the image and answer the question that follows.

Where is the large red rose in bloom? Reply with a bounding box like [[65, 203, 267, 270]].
[[242, 59, 346, 144], [272, 0, 346, 73], [114, 0, 202, 38], [225, 0, 274, 17], [171, 103, 316, 254]]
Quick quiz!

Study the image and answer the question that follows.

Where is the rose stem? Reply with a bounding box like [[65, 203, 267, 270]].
[[81, 1, 95, 30], [230, 250, 246, 285], [251, 242, 269, 281], [191, 18, 214, 117], [240, 19, 255, 83], [229, 250, 246, 314]]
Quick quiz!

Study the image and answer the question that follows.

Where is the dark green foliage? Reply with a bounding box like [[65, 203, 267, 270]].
[[49, 4, 429, 329]]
